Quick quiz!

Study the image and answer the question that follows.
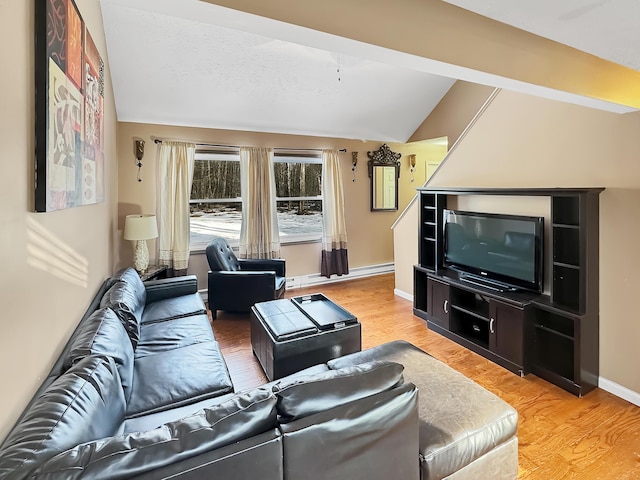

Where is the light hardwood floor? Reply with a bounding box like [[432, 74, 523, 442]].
[[209, 273, 640, 479]]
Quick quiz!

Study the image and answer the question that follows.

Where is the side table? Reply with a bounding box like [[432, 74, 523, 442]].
[[139, 264, 168, 282]]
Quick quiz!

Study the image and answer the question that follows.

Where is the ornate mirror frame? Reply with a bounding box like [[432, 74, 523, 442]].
[[367, 143, 401, 211]]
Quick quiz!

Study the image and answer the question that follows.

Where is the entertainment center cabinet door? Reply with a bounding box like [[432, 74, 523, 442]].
[[428, 278, 449, 329], [489, 300, 525, 374]]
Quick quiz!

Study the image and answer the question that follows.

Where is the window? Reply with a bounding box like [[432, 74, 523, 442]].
[[274, 154, 323, 242], [190, 150, 242, 248], [189, 149, 323, 249]]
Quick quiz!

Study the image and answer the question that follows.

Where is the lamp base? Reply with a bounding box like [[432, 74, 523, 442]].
[[133, 240, 149, 273]]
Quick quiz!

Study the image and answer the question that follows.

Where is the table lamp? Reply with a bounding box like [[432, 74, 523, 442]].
[[123, 214, 158, 273]]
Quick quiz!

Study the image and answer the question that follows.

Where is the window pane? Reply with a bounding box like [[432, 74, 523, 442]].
[[191, 159, 240, 200], [277, 200, 322, 238], [274, 162, 322, 198], [190, 157, 242, 246], [190, 202, 242, 245], [189, 154, 324, 247]]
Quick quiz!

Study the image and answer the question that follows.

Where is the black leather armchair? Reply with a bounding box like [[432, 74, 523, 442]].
[[205, 237, 286, 319]]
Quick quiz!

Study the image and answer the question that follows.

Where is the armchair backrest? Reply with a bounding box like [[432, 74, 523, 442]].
[[206, 237, 241, 272]]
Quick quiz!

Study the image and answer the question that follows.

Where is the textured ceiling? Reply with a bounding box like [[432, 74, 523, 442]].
[[100, 0, 639, 143], [100, 0, 455, 142]]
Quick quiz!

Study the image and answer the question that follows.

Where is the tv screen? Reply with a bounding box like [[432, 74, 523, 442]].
[[443, 209, 544, 293]]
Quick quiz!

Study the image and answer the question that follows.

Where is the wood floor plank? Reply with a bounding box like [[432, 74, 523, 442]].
[[209, 273, 640, 479]]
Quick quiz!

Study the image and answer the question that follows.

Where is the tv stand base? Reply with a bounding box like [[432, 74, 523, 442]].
[[457, 274, 519, 293]]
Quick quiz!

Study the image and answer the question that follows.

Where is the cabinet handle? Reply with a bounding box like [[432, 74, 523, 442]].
[[490, 317, 495, 334], [443, 300, 449, 314]]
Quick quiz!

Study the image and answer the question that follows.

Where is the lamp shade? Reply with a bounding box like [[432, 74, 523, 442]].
[[123, 214, 158, 241]]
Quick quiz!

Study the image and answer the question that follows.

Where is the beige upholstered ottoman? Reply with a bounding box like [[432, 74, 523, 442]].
[[328, 340, 518, 480]]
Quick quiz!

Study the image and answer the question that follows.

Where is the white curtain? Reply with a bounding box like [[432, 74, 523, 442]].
[[321, 149, 349, 277], [239, 147, 281, 259], [157, 141, 196, 274]]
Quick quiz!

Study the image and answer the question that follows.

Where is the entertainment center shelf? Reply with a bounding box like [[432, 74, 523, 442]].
[[413, 187, 602, 396]]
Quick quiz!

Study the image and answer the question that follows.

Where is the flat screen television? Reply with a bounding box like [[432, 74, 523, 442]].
[[443, 209, 544, 293]]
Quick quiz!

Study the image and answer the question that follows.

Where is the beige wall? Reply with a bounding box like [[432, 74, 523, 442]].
[[409, 81, 495, 144], [117, 123, 414, 288], [0, 0, 118, 441], [429, 89, 640, 396], [392, 201, 419, 297], [391, 140, 448, 296], [393, 82, 498, 297]]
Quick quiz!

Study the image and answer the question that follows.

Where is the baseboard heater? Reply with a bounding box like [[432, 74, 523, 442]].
[[286, 263, 394, 290]]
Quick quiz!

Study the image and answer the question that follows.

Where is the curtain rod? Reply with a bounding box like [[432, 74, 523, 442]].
[[152, 137, 346, 152]]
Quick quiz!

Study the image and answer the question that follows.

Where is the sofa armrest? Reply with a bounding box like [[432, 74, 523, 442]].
[[31, 389, 279, 480], [238, 258, 286, 277], [144, 275, 198, 304]]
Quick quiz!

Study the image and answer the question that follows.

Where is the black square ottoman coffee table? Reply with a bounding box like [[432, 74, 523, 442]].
[[250, 294, 362, 381]]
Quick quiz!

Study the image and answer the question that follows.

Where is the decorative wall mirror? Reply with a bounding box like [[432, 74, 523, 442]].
[[367, 144, 401, 211]]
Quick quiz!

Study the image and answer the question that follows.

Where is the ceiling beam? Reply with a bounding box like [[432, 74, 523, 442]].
[[200, 0, 640, 110]]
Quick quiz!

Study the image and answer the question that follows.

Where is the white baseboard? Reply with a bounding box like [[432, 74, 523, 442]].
[[287, 263, 394, 290], [394, 288, 413, 302], [598, 377, 640, 407]]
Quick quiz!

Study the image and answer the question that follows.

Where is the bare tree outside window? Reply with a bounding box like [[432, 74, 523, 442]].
[[189, 151, 323, 248]]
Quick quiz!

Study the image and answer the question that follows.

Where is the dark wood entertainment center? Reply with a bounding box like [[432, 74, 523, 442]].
[[413, 187, 603, 396]]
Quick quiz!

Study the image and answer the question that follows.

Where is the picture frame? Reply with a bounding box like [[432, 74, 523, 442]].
[[35, 0, 105, 212]]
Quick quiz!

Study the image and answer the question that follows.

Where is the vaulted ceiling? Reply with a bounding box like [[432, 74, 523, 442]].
[[100, 0, 640, 143]]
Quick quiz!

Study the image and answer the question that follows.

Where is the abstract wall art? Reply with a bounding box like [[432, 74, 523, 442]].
[[35, 0, 105, 212]]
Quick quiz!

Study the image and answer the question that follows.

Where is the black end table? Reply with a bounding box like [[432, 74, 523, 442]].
[[139, 264, 168, 282]]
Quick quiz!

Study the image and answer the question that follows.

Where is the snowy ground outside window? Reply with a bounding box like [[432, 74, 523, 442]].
[[190, 210, 322, 245]]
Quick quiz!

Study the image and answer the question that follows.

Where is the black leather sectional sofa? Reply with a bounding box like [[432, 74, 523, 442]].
[[0, 268, 419, 479], [0, 268, 518, 480]]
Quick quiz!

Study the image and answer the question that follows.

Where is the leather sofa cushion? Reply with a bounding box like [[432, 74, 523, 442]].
[[100, 280, 145, 348], [135, 313, 215, 358], [279, 382, 419, 480], [31, 388, 278, 480], [141, 292, 207, 324], [328, 340, 518, 480], [0, 356, 126, 480], [126, 341, 233, 417], [108, 267, 146, 293], [259, 363, 330, 392], [272, 360, 404, 422], [123, 392, 237, 433], [63, 307, 135, 401]]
